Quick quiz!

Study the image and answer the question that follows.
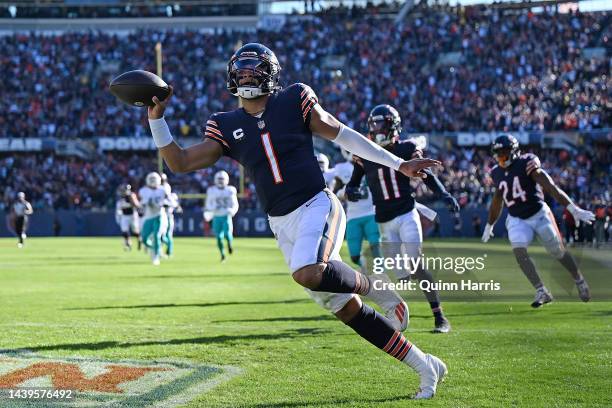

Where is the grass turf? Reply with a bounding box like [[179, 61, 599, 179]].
[[0, 237, 610, 407]]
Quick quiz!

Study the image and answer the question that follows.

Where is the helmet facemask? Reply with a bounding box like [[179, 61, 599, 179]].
[[493, 147, 515, 168], [368, 117, 398, 147], [227, 56, 279, 99]]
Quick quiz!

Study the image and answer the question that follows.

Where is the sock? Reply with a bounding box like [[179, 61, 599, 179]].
[[557, 252, 582, 281], [429, 301, 443, 319], [345, 303, 413, 362], [122, 232, 129, 245], [413, 267, 442, 306], [227, 238, 233, 254], [315, 260, 370, 295], [513, 248, 544, 289]]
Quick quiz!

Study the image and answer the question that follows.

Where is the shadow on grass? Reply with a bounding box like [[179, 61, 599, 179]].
[[3, 328, 329, 353], [213, 315, 337, 323], [244, 395, 413, 408], [125, 272, 288, 280], [64, 298, 310, 311]]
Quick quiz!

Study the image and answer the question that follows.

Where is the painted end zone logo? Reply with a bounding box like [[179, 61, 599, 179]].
[[0, 353, 240, 407]]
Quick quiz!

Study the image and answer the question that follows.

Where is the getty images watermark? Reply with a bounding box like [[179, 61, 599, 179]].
[[370, 253, 502, 293]]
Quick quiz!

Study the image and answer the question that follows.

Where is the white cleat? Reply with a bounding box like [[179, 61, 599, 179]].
[[413, 354, 447, 400], [576, 279, 591, 302], [531, 287, 553, 308], [17, 243, 23, 249], [386, 301, 409, 332], [152, 256, 161, 266]]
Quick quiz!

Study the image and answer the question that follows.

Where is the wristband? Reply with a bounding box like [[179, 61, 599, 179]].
[[148, 117, 174, 148]]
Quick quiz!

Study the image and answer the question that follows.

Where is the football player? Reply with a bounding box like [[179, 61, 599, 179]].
[[346, 104, 459, 334], [161, 174, 180, 257], [12, 192, 33, 248], [482, 134, 594, 307], [334, 148, 381, 270], [147, 43, 446, 398], [115, 184, 141, 251], [138, 172, 169, 266], [204, 170, 239, 262]]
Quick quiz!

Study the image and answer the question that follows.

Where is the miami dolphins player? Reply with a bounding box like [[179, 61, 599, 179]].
[[161, 174, 181, 257], [205, 170, 239, 262], [334, 148, 381, 270], [147, 43, 447, 398], [139, 172, 168, 265]]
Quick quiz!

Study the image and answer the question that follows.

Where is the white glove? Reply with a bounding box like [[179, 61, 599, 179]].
[[203, 211, 213, 222], [567, 203, 595, 225], [481, 223, 495, 243]]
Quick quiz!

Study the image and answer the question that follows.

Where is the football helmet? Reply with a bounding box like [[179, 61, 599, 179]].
[[316, 153, 329, 172], [214, 170, 229, 188], [146, 172, 161, 188], [491, 134, 519, 168], [367, 104, 401, 147], [227, 43, 281, 99]]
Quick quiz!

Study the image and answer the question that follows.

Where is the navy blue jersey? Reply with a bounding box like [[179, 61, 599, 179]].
[[203, 83, 325, 216], [348, 141, 420, 223], [491, 153, 544, 219]]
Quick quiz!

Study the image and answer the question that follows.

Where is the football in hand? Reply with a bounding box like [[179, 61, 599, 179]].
[[109, 70, 170, 107]]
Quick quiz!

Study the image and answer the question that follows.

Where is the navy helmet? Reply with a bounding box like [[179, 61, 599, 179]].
[[491, 134, 519, 168], [227, 43, 281, 99], [367, 104, 402, 147]]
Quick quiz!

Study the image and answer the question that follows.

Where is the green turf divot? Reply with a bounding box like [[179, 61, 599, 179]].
[[0, 352, 241, 407]]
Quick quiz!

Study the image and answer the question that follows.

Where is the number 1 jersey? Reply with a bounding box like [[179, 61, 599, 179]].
[[203, 83, 325, 216]]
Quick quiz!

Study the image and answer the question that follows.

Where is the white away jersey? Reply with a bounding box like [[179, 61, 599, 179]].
[[138, 186, 167, 219], [335, 161, 375, 220], [205, 185, 239, 217]]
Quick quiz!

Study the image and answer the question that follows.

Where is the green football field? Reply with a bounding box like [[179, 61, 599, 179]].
[[0, 237, 610, 407]]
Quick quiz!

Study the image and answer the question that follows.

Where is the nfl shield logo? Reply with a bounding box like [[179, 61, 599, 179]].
[[257, 120, 265, 129]]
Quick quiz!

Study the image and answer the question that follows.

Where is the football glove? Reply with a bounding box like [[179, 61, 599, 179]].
[[567, 203, 595, 225], [481, 223, 494, 243], [443, 195, 460, 213], [345, 186, 363, 202]]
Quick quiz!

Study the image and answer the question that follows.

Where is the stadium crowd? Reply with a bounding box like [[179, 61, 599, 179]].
[[0, 5, 609, 140], [0, 3, 610, 242]]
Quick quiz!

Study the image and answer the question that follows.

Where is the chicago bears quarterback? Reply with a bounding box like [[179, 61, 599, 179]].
[[147, 43, 446, 398], [346, 104, 459, 334], [482, 134, 594, 307]]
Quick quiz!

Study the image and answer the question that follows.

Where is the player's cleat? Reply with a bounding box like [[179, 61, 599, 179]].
[[413, 354, 447, 399], [221, 254, 226, 263], [228, 245, 233, 255], [137, 240, 142, 251], [433, 316, 451, 333], [576, 279, 591, 302], [124, 243, 132, 251], [531, 287, 553, 308], [17, 243, 23, 249], [385, 301, 409, 332], [152, 255, 160, 266]]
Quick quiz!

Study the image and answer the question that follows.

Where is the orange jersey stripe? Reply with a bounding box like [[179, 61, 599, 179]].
[[206, 126, 223, 137], [322, 199, 341, 261], [205, 133, 229, 148]]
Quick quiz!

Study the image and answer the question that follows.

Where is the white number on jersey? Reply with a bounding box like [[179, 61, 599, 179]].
[[499, 176, 527, 207]]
